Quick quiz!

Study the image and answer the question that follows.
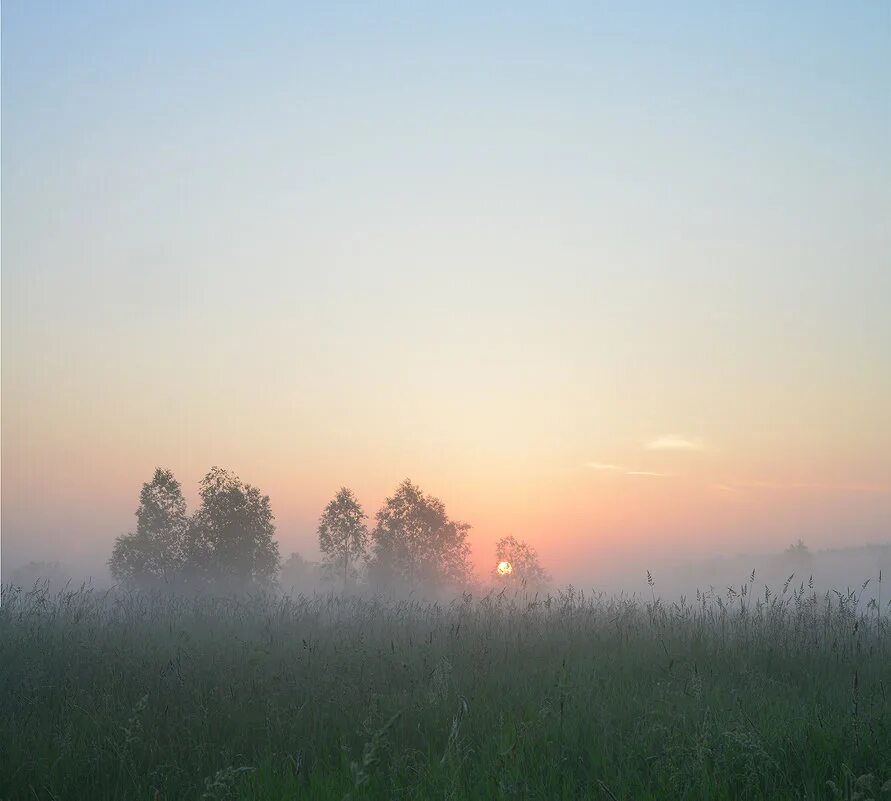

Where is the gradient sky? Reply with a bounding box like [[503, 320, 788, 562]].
[[3, 1, 890, 583]]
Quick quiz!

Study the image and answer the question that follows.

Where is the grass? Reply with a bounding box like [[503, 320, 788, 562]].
[[1, 578, 889, 800]]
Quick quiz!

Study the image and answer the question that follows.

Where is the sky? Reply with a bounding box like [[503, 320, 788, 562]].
[[2, 1, 890, 584]]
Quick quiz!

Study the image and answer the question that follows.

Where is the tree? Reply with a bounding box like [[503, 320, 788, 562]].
[[188, 467, 280, 592], [280, 552, 328, 594], [109, 468, 189, 589], [367, 479, 471, 595], [783, 539, 813, 571], [318, 487, 368, 590], [281, 551, 312, 587], [493, 535, 549, 590]]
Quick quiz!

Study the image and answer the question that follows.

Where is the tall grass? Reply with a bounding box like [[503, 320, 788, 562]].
[[1, 577, 889, 800]]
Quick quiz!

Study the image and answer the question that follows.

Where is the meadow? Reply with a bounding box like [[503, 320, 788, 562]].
[[1, 579, 889, 801]]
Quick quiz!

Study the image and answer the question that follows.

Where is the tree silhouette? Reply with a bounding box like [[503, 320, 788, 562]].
[[783, 539, 813, 572], [317, 487, 368, 590], [367, 479, 471, 595], [188, 467, 279, 592], [493, 535, 549, 590], [280, 551, 328, 594], [109, 468, 189, 589]]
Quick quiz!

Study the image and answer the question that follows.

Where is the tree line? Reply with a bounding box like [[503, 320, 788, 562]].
[[109, 467, 549, 595]]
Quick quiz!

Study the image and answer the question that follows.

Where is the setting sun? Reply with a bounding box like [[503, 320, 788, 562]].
[[496, 561, 513, 576]]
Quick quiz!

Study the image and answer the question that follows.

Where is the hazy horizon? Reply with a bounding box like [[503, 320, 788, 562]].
[[3, 2, 890, 585], [3, 465, 889, 591]]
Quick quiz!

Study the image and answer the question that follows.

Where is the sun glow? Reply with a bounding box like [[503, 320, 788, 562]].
[[497, 560, 513, 576]]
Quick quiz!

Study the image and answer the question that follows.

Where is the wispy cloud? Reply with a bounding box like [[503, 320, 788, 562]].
[[585, 462, 668, 478], [645, 435, 704, 451]]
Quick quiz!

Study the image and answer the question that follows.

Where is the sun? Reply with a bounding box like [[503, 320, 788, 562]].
[[496, 560, 513, 576]]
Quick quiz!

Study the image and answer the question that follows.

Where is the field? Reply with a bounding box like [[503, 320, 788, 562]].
[[1, 581, 889, 800]]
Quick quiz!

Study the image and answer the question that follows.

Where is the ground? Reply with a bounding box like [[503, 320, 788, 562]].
[[1, 584, 889, 800]]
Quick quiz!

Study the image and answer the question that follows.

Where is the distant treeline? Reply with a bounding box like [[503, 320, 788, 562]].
[[104, 468, 548, 597], [659, 539, 891, 607]]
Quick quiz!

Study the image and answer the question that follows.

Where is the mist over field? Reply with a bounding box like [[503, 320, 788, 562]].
[[3, 567, 890, 800], [6, 528, 891, 609]]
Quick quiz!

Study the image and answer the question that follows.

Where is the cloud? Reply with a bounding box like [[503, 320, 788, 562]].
[[645, 435, 704, 451], [585, 462, 623, 471], [585, 462, 668, 478]]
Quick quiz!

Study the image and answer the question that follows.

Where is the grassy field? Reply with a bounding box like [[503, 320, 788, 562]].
[[1, 580, 889, 800]]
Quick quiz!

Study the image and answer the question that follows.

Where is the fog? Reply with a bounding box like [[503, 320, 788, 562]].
[[6, 538, 888, 610], [3, 464, 889, 608]]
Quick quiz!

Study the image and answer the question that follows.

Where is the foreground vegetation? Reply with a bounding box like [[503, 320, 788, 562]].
[[1, 580, 889, 800]]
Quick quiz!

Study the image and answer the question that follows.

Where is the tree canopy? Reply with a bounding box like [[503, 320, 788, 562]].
[[367, 479, 471, 595], [109, 466, 279, 593], [317, 487, 368, 590], [108, 471, 551, 598], [493, 534, 550, 590], [109, 468, 189, 589], [189, 467, 280, 592]]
